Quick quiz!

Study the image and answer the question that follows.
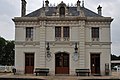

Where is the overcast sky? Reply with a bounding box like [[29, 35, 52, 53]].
[[0, 0, 120, 56]]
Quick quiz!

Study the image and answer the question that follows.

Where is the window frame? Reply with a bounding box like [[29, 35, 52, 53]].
[[91, 27, 100, 38], [55, 26, 70, 41], [63, 27, 69, 37], [91, 27, 99, 41], [59, 6, 65, 17], [26, 27, 33, 41], [55, 27, 61, 37]]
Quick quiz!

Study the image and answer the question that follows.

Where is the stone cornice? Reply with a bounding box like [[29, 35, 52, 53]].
[[12, 17, 38, 22], [86, 21, 111, 25], [12, 16, 87, 22], [85, 42, 112, 45], [44, 17, 86, 21], [13, 16, 113, 22], [46, 21, 79, 27], [46, 41, 79, 46], [15, 41, 40, 46], [15, 25, 40, 28], [15, 41, 111, 47], [86, 17, 113, 22]]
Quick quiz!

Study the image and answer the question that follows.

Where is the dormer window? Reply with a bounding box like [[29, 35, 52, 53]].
[[59, 6, 65, 17]]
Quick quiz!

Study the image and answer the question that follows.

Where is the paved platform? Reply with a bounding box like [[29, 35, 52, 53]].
[[0, 72, 120, 80]]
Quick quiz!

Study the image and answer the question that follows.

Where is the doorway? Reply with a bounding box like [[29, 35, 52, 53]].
[[25, 53, 34, 74], [91, 54, 100, 75], [55, 52, 69, 74]]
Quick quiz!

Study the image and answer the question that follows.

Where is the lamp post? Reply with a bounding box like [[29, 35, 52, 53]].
[[75, 42, 78, 53], [46, 42, 51, 60], [73, 42, 79, 61]]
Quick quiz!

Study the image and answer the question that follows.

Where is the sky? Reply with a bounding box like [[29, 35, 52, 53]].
[[0, 0, 120, 56]]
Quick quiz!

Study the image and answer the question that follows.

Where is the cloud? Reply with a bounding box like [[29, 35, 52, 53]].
[[0, 0, 20, 40], [0, 0, 20, 16], [26, 0, 42, 14], [112, 41, 120, 56], [0, 15, 15, 40]]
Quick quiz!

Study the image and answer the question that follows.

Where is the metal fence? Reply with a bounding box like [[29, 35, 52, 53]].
[[117, 66, 120, 72], [0, 66, 14, 72]]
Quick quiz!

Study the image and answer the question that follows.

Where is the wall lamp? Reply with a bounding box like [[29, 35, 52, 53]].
[[75, 42, 78, 53], [46, 42, 51, 58], [73, 42, 79, 61]]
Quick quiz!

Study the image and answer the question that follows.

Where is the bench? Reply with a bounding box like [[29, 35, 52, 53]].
[[34, 68, 49, 76], [75, 69, 90, 76]]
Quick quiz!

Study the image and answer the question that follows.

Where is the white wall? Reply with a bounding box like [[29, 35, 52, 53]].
[[15, 19, 111, 75], [46, 27, 54, 41], [15, 28, 25, 41], [45, 43, 80, 75], [71, 27, 79, 41], [15, 45, 40, 74], [101, 28, 110, 42], [85, 45, 111, 75]]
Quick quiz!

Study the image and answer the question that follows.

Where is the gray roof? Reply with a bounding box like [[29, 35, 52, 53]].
[[25, 7, 102, 17]]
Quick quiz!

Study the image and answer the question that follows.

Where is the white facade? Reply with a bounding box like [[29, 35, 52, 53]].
[[13, 0, 113, 75]]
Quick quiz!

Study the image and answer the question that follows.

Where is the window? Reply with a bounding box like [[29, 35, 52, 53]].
[[59, 6, 65, 17], [55, 27, 61, 37], [26, 27, 33, 40], [91, 27, 99, 41], [55, 26, 70, 41], [63, 27, 69, 37]]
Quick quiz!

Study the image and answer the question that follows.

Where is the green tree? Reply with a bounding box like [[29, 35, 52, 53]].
[[111, 54, 120, 60], [111, 54, 120, 69], [3, 41, 15, 65], [0, 37, 15, 66], [0, 37, 6, 65]]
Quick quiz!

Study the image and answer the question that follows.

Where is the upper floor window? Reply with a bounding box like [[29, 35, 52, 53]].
[[55, 27, 61, 37], [59, 6, 65, 17], [91, 27, 99, 41], [63, 27, 69, 37], [55, 26, 69, 41], [26, 27, 33, 41]]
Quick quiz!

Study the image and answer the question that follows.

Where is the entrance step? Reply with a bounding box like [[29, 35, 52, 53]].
[[55, 74, 69, 76], [93, 74, 101, 76]]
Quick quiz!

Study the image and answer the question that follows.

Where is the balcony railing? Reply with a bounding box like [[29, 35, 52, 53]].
[[55, 37, 69, 41], [26, 38, 33, 41], [63, 37, 69, 41], [92, 38, 99, 42], [55, 37, 61, 41]]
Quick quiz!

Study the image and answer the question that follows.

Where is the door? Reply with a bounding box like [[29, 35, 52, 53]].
[[91, 54, 100, 75], [55, 52, 69, 74], [25, 53, 34, 74]]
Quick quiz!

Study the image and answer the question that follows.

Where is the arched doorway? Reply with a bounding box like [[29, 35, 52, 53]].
[[55, 52, 69, 74]]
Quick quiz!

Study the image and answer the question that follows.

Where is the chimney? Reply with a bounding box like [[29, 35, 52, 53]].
[[77, 0, 81, 11], [21, 0, 27, 17], [97, 5, 102, 16], [45, 0, 49, 11], [82, 0, 84, 7]]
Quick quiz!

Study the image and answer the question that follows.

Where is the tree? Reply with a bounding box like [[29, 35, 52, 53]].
[[111, 54, 120, 69], [0, 37, 6, 65], [3, 41, 15, 65], [0, 37, 15, 66], [111, 54, 120, 60]]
